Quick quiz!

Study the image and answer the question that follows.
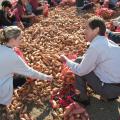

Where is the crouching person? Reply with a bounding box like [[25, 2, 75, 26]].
[[0, 0, 16, 27], [0, 26, 53, 106], [61, 16, 120, 106]]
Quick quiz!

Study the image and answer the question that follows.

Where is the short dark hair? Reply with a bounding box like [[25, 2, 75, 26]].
[[1, 0, 12, 8], [88, 16, 106, 36]]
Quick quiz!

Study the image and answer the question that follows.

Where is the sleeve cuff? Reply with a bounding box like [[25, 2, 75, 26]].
[[106, 29, 111, 34], [66, 58, 74, 67]]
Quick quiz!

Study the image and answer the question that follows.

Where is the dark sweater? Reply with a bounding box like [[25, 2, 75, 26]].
[[0, 10, 16, 27]]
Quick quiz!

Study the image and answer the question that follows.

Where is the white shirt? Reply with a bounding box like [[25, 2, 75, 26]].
[[0, 45, 49, 105], [66, 35, 120, 84]]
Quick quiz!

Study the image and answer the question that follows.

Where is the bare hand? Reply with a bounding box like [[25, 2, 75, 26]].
[[60, 55, 68, 63]]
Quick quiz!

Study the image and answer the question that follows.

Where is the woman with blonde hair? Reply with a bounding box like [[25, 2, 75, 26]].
[[0, 26, 53, 106]]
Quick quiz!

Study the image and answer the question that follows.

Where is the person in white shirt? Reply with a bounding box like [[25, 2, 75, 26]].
[[0, 26, 53, 106], [61, 16, 120, 106]]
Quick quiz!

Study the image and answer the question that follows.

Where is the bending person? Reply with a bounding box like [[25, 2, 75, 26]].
[[61, 16, 120, 106], [0, 26, 53, 106]]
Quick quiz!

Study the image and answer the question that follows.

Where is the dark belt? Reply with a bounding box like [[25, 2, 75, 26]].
[[108, 83, 120, 87], [0, 104, 6, 107]]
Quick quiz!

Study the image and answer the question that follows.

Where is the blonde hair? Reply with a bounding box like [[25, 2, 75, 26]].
[[0, 26, 22, 44]]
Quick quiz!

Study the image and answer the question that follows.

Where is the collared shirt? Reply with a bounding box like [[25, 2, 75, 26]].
[[0, 45, 49, 105], [66, 35, 120, 83]]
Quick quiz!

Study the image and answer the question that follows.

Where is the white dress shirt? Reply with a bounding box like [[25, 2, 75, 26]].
[[66, 35, 120, 84], [0, 45, 49, 105]]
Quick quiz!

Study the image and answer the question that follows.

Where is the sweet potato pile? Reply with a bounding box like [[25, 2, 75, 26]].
[[3, 6, 94, 120]]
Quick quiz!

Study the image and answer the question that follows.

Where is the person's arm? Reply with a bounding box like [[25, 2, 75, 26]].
[[12, 8, 24, 29], [12, 53, 52, 81], [61, 46, 98, 76], [17, 21, 24, 30], [21, 13, 36, 19]]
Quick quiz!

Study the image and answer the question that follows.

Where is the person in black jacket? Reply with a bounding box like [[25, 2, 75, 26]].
[[0, 0, 16, 27]]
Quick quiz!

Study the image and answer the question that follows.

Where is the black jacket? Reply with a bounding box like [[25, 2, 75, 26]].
[[0, 10, 16, 26]]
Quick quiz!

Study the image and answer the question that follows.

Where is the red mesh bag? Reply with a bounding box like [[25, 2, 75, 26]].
[[64, 102, 90, 120], [60, 54, 77, 84], [96, 8, 114, 19]]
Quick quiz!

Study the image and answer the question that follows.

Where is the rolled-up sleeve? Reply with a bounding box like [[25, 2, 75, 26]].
[[66, 46, 98, 76]]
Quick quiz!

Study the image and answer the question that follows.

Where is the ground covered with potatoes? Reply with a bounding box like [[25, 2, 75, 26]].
[[1, 6, 120, 120]]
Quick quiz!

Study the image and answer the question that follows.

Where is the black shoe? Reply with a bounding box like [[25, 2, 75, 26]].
[[107, 97, 118, 101], [72, 95, 90, 107]]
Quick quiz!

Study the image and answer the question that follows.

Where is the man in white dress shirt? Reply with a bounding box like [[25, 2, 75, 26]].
[[61, 16, 120, 106]]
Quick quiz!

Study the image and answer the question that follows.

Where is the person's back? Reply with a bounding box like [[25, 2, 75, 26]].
[[0, 45, 15, 76], [91, 36, 120, 83], [0, 45, 16, 104]]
